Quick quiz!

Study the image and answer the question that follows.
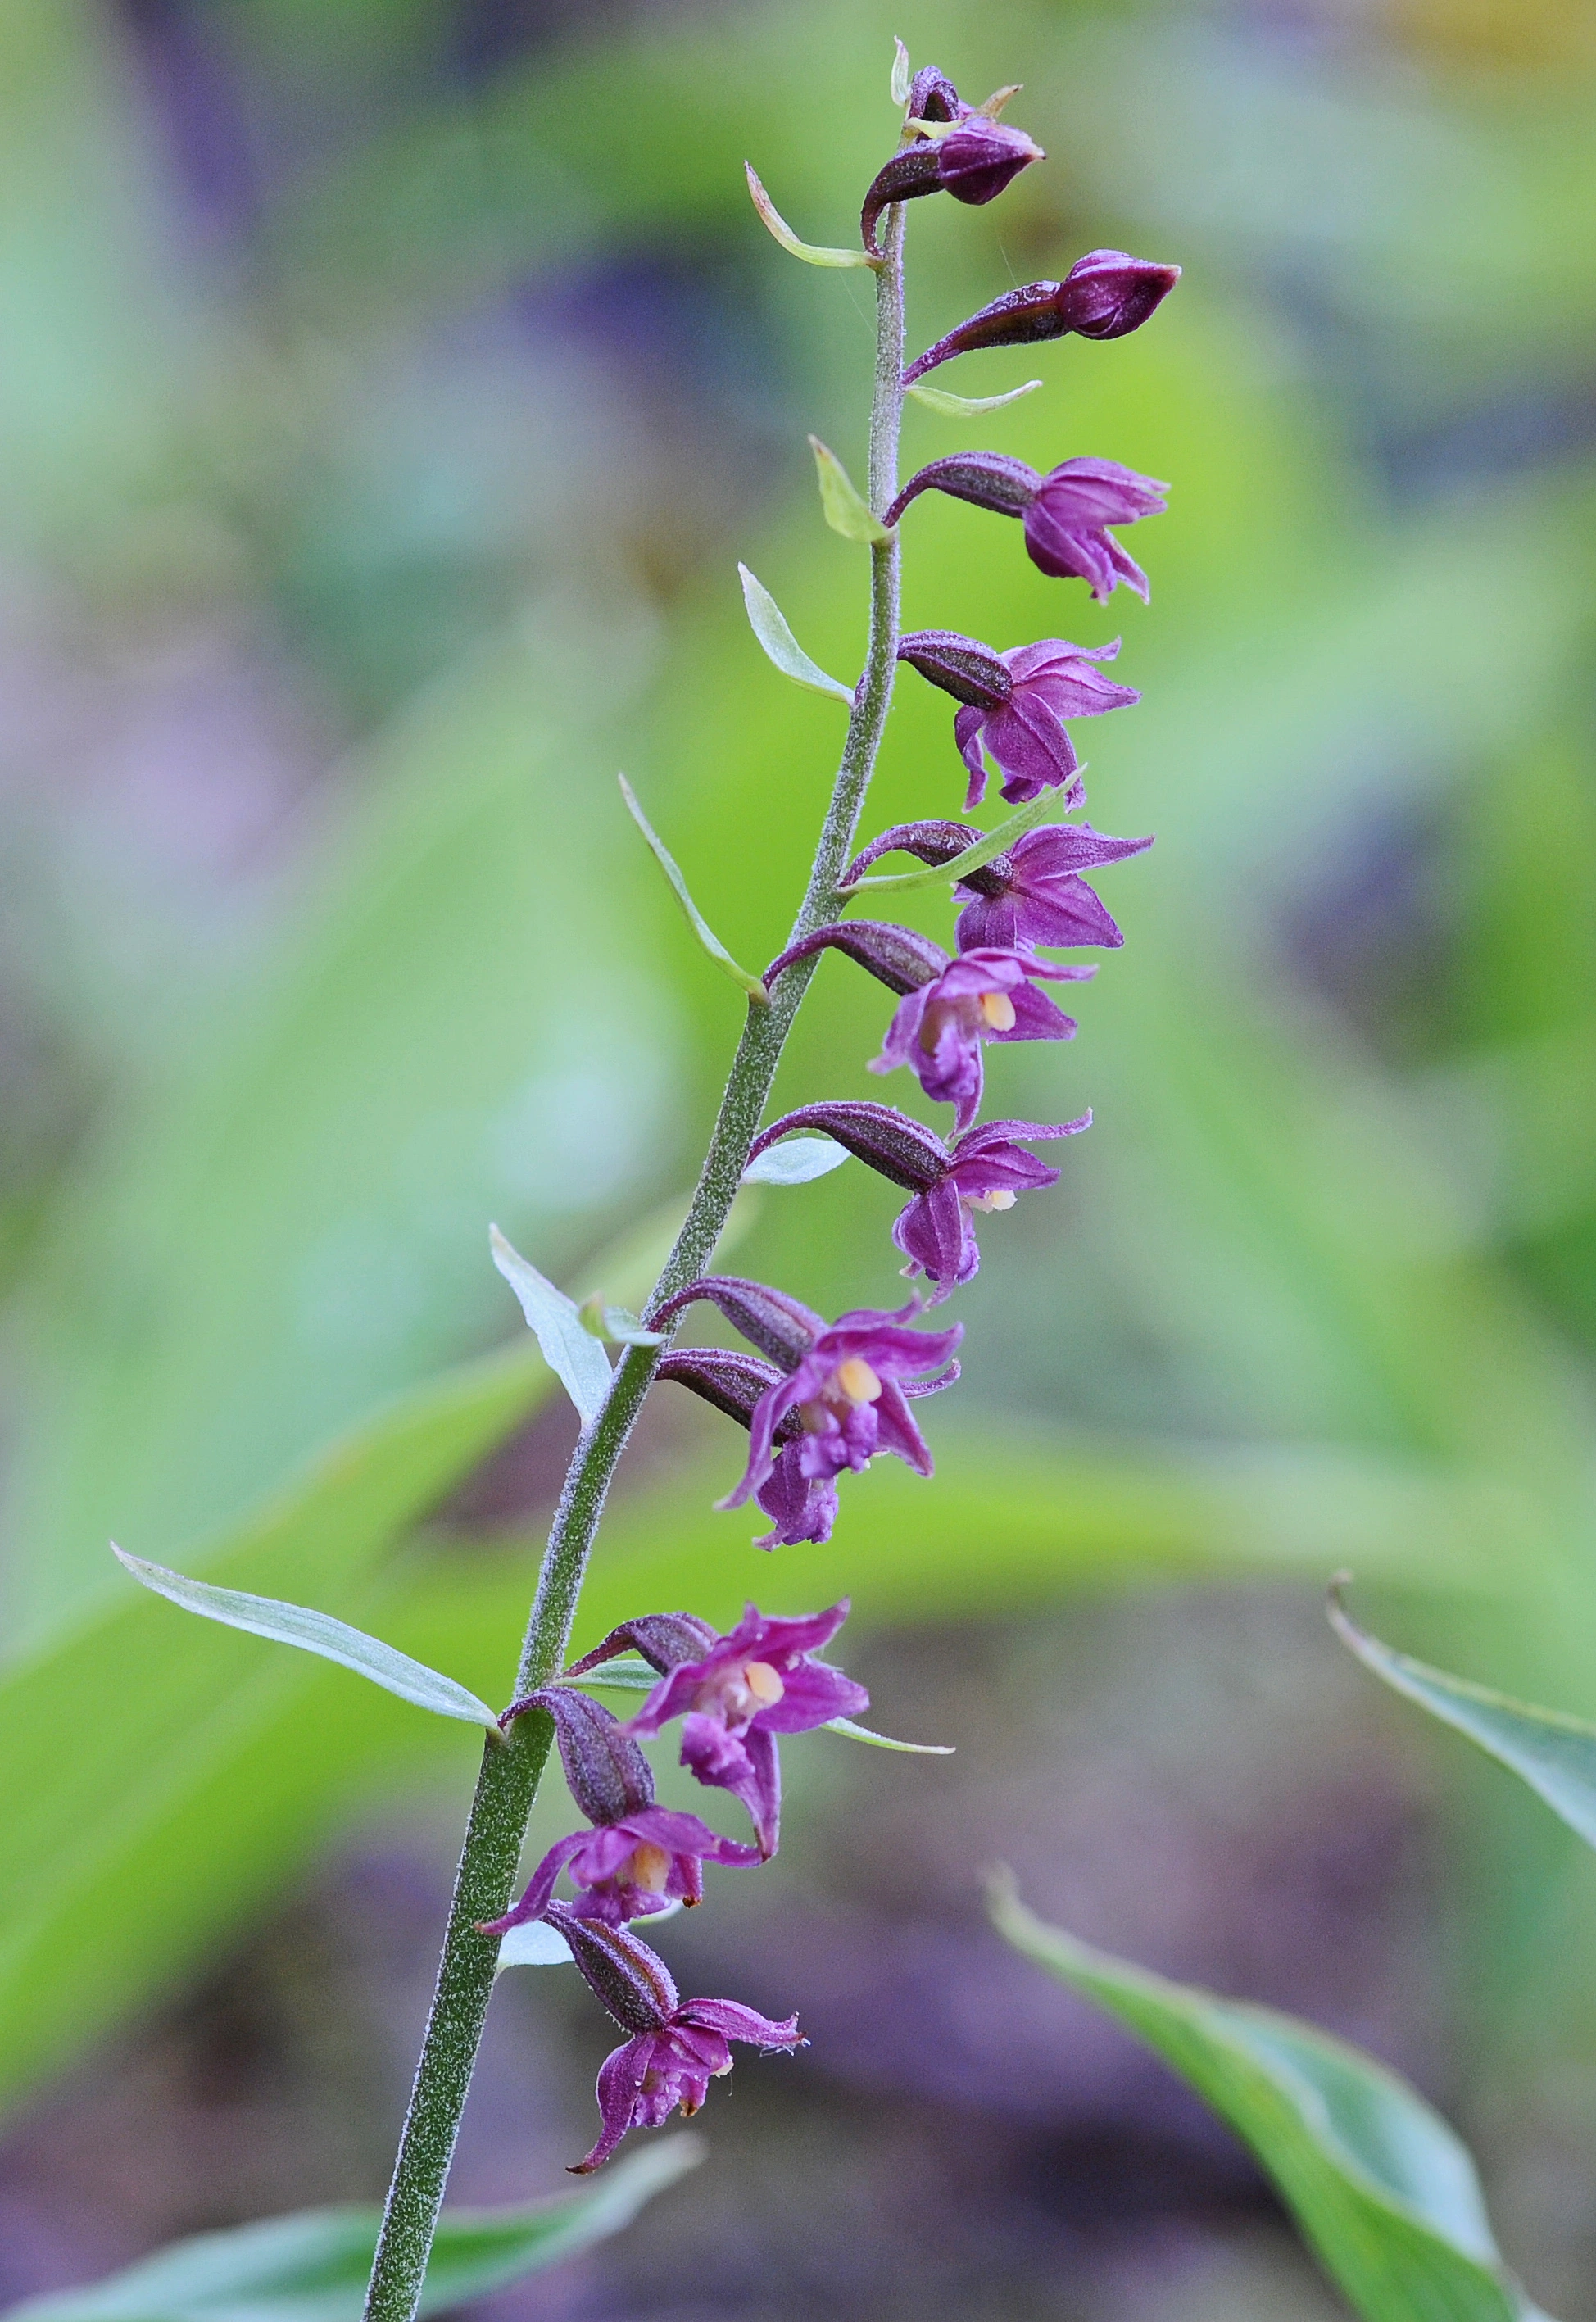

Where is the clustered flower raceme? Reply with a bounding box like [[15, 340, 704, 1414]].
[[496, 58, 1177, 2179]]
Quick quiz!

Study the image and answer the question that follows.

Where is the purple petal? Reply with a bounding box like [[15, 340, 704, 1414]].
[[953, 705, 991, 808], [572, 2036, 655, 2172], [983, 696, 1078, 798], [479, 1830, 587, 1935], [676, 1997, 803, 2049], [993, 982, 1081, 1042], [870, 1379, 936, 1476]]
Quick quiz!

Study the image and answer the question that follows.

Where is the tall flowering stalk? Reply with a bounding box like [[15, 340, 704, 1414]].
[[356, 53, 1177, 2322]]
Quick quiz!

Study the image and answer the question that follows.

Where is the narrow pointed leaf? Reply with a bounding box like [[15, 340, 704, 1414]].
[[736, 565, 854, 703], [741, 1136, 851, 1186], [565, 1656, 659, 1692], [110, 1548, 499, 1730], [825, 1715, 954, 1754], [1331, 1590, 1596, 1851], [991, 1883, 1548, 2322], [809, 438, 895, 546], [618, 775, 769, 1004], [490, 1226, 615, 1426], [6, 2140, 704, 2322], [578, 1295, 665, 1348], [744, 162, 874, 269], [890, 38, 911, 105], [841, 791, 1061, 896], [906, 379, 1043, 416]]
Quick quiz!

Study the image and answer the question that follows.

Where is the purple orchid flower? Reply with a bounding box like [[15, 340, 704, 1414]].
[[861, 116, 1043, 259], [566, 1602, 868, 1854], [747, 1100, 1090, 1293], [548, 1907, 803, 2172], [656, 1345, 959, 1546], [903, 249, 1180, 383], [885, 454, 1168, 603], [483, 1686, 759, 1931], [874, 945, 1089, 1127], [763, 919, 1090, 1127], [896, 629, 1139, 808], [646, 1275, 962, 1524], [841, 810, 1152, 952]]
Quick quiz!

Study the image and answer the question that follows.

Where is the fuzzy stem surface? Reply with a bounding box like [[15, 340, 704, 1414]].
[[360, 201, 907, 2322]]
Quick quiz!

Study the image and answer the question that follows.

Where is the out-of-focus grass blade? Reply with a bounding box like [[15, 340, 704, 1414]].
[[991, 1883, 1552, 2322], [111, 1548, 501, 1730], [4, 2139, 703, 2322], [1331, 1586, 1596, 1851]]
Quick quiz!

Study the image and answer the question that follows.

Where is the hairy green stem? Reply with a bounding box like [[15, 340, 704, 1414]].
[[360, 199, 907, 2322]]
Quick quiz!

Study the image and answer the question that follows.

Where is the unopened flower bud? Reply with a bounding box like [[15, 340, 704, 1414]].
[[861, 117, 1043, 258], [903, 249, 1180, 383]]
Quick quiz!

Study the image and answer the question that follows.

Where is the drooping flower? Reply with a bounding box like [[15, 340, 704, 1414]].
[[566, 1602, 867, 1854], [841, 805, 1152, 952], [875, 946, 1089, 1127], [884, 454, 1168, 602], [484, 1687, 759, 1930], [896, 629, 1138, 807], [860, 117, 1042, 259], [747, 1100, 1090, 1292], [547, 1906, 803, 2171], [903, 250, 1181, 383], [646, 1275, 961, 1524], [761, 920, 1090, 1128], [954, 820, 1154, 950]]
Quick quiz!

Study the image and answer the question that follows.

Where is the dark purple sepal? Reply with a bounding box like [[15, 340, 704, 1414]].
[[498, 1685, 653, 1825], [954, 819, 1154, 950], [907, 65, 968, 121], [842, 819, 985, 887], [764, 919, 950, 1000], [566, 1612, 719, 1683], [903, 250, 1181, 383], [1056, 248, 1182, 340], [648, 1274, 825, 1369], [884, 453, 1041, 530], [896, 629, 1010, 710], [749, 1101, 950, 1195]]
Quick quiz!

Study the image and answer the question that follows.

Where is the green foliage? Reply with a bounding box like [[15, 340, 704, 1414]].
[[5, 2141, 702, 2322], [992, 1885, 1552, 2322], [111, 1547, 501, 1730], [1332, 1590, 1596, 1853]]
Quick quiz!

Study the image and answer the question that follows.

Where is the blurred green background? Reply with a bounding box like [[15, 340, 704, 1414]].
[[2, 0, 1596, 2313]]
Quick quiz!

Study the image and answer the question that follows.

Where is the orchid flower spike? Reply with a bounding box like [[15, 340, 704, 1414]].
[[549, 1907, 803, 2172], [896, 629, 1139, 807], [568, 1602, 868, 1855], [903, 249, 1180, 383], [748, 1100, 1090, 1293], [483, 1687, 760, 1930], [646, 1275, 962, 1527], [885, 454, 1168, 603]]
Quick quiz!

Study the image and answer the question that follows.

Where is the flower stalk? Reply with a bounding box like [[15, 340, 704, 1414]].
[[358, 198, 908, 2322]]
